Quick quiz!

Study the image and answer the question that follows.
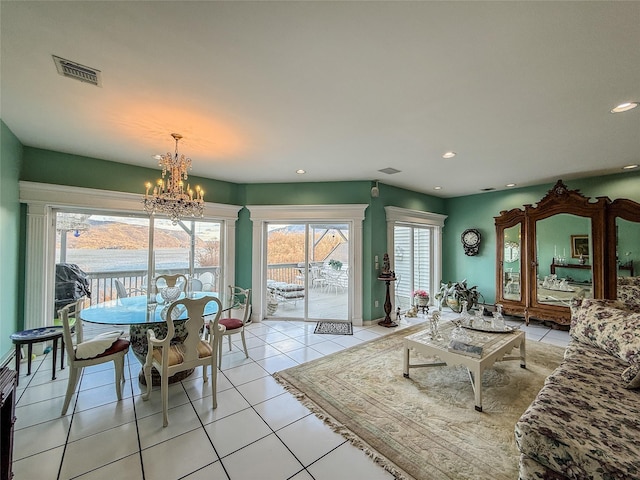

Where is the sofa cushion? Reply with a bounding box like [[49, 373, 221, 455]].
[[617, 276, 640, 313], [622, 363, 640, 389], [515, 340, 640, 479], [570, 299, 640, 366]]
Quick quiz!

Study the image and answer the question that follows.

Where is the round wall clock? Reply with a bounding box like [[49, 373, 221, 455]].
[[461, 228, 481, 256]]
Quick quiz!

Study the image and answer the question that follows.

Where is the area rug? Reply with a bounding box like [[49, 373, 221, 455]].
[[314, 321, 353, 335], [274, 323, 565, 480]]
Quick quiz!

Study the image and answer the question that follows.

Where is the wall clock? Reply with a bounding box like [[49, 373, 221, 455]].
[[461, 228, 481, 256]]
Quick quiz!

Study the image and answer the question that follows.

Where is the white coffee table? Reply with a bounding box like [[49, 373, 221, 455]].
[[403, 320, 526, 412]]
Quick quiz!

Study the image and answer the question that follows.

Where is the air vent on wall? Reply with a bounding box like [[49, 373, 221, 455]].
[[53, 55, 102, 86]]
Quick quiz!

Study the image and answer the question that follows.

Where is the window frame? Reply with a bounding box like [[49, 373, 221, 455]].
[[385, 206, 447, 307], [19, 181, 241, 330]]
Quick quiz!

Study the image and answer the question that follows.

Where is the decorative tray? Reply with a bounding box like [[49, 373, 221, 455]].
[[461, 324, 518, 334]]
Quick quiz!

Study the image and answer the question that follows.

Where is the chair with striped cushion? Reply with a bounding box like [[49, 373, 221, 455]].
[[142, 296, 223, 427], [219, 286, 251, 363]]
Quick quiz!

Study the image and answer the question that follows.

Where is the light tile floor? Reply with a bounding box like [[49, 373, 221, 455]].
[[11, 313, 569, 480]]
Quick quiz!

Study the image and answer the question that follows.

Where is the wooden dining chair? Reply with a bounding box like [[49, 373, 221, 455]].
[[218, 286, 251, 363], [59, 297, 130, 415], [142, 296, 223, 427]]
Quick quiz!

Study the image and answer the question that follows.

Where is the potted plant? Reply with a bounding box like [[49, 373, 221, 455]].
[[328, 259, 343, 270], [412, 289, 430, 307], [435, 280, 484, 313]]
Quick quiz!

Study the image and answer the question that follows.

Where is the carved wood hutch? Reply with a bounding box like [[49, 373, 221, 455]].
[[495, 180, 640, 326]]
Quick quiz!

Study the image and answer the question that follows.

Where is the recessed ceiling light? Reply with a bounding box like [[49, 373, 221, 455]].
[[610, 102, 638, 113], [296, 169, 306, 174], [442, 151, 456, 159], [622, 164, 638, 170], [506, 183, 516, 187], [152, 154, 162, 160], [434, 186, 442, 190]]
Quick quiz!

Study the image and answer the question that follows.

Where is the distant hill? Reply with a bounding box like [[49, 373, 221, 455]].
[[65, 222, 200, 250]]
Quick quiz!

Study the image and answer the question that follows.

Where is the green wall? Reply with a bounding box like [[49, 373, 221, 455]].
[[18, 149, 446, 327], [231, 180, 446, 321], [5, 142, 638, 361], [1, 121, 23, 360], [21, 147, 243, 206], [444, 172, 640, 303]]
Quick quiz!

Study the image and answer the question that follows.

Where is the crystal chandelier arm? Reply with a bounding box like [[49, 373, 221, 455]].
[[142, 133, 204, 224]]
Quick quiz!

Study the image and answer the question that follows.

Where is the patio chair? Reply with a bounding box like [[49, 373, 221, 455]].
[[114, 279, 145, 299], [199, 271, 215, 291]]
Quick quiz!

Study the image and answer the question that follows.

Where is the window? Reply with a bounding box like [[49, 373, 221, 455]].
[[385, 207, 447, 311], [20, 182, 241, 330], [55, 211, 222, 305], [393, 225, 433, 310]]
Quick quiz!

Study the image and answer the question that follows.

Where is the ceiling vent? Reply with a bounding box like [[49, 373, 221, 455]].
[[378, 167, 401, 175], [53, 55, 102, 86]]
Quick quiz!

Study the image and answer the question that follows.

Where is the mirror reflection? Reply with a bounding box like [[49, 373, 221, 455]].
[[616, 217, 639, 278], [536, 213, 593, 307], [503, 225, 521, 301]]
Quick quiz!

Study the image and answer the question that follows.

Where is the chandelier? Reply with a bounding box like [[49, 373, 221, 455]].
[[143, 133, 204, 224]]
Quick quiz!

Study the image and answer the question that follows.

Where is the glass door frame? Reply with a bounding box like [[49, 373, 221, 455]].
[[247, 204, 368, 325]]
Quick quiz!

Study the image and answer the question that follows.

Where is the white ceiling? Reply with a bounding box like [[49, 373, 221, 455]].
[[1, 1, 639, 198]]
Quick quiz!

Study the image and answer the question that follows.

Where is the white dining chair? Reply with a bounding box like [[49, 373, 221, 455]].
[[218, 286, 251, 363], [143, 296, 223, 427], [59, 297, 130, 415]]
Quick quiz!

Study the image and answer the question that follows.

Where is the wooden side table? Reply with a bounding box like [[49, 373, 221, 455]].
[[378, 275, 398, 328], [10, 327, 65, 386]]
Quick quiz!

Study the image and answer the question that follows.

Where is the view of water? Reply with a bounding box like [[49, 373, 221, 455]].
[[60, 248, 190, 272]]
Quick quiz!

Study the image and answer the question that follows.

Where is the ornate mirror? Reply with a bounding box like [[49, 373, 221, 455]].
[[535, 213, 593, 308], [495, 209, 525, 312]]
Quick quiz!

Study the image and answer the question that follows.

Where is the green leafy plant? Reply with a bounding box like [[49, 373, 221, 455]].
[[328, 259, 343, 270], [435, 279, 484, 313]]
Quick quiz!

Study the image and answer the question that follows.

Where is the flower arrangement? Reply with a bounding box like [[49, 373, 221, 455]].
[[413, 289, 429, 307]]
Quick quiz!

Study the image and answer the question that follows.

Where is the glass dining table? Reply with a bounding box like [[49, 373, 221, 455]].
[[80, 292, 231, 385]]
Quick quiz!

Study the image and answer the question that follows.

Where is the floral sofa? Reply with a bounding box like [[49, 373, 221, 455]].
[[515, 289, 640, 480]]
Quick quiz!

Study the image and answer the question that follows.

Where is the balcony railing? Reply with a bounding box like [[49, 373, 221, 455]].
[[80, 263, 303, 305], [84, 267, 219, 305]]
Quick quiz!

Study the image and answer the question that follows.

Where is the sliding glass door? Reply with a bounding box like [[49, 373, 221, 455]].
[[265, 222, 350, 321]]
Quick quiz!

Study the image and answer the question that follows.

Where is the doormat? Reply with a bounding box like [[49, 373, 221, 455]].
[[314, 321, 353, 335]]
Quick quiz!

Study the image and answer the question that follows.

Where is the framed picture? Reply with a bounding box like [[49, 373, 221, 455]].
[[571, 235, 589, 258]]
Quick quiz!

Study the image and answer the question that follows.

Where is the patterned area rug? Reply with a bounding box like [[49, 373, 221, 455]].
[[314, 321, 353, 335], [275, 322, 565, 480]]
